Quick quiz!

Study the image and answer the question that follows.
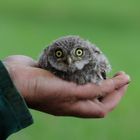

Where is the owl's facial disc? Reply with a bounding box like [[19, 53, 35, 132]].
[[66, 49, 89, 72], [48, 46, 90, 73]]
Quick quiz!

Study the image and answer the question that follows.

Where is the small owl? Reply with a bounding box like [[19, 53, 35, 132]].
[[38, 35, 111, 85]]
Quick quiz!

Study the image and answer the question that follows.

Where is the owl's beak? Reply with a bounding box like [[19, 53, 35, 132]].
[[67, 56, 72, 65]]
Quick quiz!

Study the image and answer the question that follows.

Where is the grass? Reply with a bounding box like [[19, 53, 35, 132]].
[[0, 0, 140, 140]]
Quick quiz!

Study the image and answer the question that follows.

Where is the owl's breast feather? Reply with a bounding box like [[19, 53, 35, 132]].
[[74, 60, 89, 70]]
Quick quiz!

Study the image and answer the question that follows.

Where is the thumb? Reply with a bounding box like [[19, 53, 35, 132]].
[[3, 55, 37, 67]]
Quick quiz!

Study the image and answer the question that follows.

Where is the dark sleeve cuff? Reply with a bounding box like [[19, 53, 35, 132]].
[[0, 61, 33, 140]]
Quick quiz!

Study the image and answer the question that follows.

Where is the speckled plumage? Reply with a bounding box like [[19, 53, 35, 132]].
[[38, 35, 111, 84]]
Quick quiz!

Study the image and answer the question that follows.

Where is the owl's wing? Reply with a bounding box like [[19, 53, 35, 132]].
[[38, 47, 49, 69], [91, 45, 111, 80], [95, 54, 111, 80]]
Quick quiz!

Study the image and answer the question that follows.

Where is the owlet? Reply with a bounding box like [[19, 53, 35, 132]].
[[38, 35, 111, 85]]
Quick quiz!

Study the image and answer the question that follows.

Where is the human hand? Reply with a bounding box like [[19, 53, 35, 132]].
[[3, 55, 130, 118]]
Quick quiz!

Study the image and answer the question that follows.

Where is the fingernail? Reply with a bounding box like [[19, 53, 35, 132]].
[[126, 75, 131, 82]]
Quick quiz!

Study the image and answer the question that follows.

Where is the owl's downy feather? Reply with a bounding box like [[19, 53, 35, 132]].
[[38, 35, 111, 84]]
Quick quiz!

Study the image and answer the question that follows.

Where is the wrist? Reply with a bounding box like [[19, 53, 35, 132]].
[[0, 60, 33, 139]]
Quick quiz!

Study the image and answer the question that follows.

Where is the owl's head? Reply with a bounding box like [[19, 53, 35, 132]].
[[40, 36, 102, 72]]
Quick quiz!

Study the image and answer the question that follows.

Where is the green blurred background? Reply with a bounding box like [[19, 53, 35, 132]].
[[0, 0, 140, 140]]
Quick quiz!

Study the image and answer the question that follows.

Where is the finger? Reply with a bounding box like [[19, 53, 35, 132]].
[[72, 73, 130, 100], [101, 84, 128, 112], [73, 84, 102, 99], [100, 73, 130, 94], [4, 55, 37, 67], [65, 100, 106, 118]]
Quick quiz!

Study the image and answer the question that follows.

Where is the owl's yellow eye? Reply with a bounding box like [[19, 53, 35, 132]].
[[75, 48, 83, 57], [55, 50, 63, 58]]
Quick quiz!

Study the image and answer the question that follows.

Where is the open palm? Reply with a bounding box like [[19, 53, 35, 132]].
[[3, 55, 130, 118]]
